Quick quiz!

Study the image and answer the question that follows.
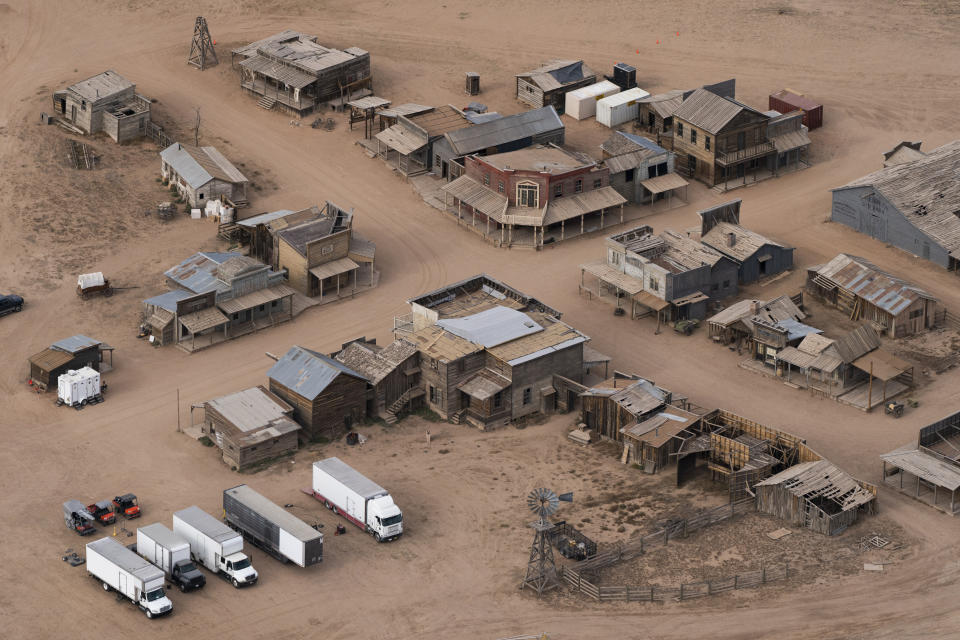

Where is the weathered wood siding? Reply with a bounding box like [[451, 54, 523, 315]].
[[506, 343, 583, 420], [421, 352, 485, 419], [268, 375, 367, 441], [202, 404, 299, 470], [516, 78, 545, 108], [736, 244, 794, 285]]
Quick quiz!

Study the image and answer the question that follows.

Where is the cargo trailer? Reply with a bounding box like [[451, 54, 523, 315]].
[[769, 89, 822, 130], [597, 87, 651, 127], [311, 457, 403, 542], [564, 81, 620, 121], [172, 506, 258, 588], [223, 484, 323, 567], [137, 523, 206, 592], [86, 537, 173, 619]]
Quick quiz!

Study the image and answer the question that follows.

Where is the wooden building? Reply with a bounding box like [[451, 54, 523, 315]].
[[600, 131, 686, 206], [52, 70, 151, 143], [394, 275, 589, 430], [28, 335, 113, 391], [830, 141, 960, 271], [636, 90, 684, 136], [620, 407, 700, 473], [201, 386, 300, 470], [267, 345, 369, 440], [579, 375, 672, 443], [232, 30, 371, 115], [515, 60, 596, 113], [334, 338, 421, 421], [706, 295, 804, 346], [374, 105, 473, 176], [160, 143, 249, 209], [806, 254, 938, 338], [881, 411, 960, 515], [699, 200, 794, 283]]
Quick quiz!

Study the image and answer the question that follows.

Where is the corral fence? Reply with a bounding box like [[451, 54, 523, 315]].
[[560, 562, 789, 602], [934, 309, 960, 332], [148, 122, 173, 150]]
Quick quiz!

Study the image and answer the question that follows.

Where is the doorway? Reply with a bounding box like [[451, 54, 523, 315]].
[[70, 105, 77, 122], [687, 155, 696, 178]]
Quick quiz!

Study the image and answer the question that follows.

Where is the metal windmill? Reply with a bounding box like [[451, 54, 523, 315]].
[[521, 488, 572, 597], [188, 17, 218, 70]]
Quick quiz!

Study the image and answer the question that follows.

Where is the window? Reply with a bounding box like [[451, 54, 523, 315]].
[[705, 136, 711, 151], [271, 300, 279, 308], [648, 276, 659, 292], [497, 180, 504, 193], [691, 130, 697, 144], [483, 173, 490, 186], [435, 154, 441, 168], [517, 182, 539, 208], [493, 391, 503, 409], [624, 169, 634, 183], [909, 309, 923, 319], [522, 388, 532, 405], [429, 357, 439, 371], [81, 100, 86, 111], [677, 122, 683, 137], [458, 359, 465, 373], [554, 183, 563, 197], [429, 385, 438, 404], [723, 280, 730, 289], [575, 179, 583, 193], [259, 304, 265, 312], [593, 178, 602, 189], [139, 118, 146, 133], [610, 252, 621, 265], [232, 313, 239, 320], [199, 193, 204, 200]]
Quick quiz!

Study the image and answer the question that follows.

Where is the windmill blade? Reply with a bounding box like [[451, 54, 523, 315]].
[[527, 488, 559, 517], [557, 492, 574, 503]]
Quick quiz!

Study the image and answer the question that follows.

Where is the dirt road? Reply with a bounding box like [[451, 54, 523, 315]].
[[2, 1, 960, 638]]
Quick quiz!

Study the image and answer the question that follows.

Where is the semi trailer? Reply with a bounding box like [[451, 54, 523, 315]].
[[86, 537, 173, 619], [311, 457, 403, 542], [136, 523, 206, 592], [223, 484, 323, 567], [172, 506, 258, 588]]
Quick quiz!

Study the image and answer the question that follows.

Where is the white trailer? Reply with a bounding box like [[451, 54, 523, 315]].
[[564, 80, 620, 121], [223, 485, 323, 567], [136, 523, 206, 591], [86, 537, 173, 619], [311, 457, 403, 542], [597, 87, 651, 127], [57, 367, 102, 407], [172, 506, 258, 588]]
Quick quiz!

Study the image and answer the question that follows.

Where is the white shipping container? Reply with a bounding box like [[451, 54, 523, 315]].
[[596, 87, 651, 127], [564, 81, 620, 121], [57, 367, 101, 407]]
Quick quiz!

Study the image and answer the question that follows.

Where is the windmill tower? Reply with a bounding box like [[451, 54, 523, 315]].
[[521, 488, 572, 597], [188, 17, 218, 70]]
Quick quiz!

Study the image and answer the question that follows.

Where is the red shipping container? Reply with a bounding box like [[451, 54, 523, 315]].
[[769, 89, 823, 130]]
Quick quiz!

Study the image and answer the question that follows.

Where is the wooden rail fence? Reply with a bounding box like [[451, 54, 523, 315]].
[[934, 309, 960, 332]]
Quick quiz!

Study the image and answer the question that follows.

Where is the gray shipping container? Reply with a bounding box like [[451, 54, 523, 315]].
[[223, 485, 323, 567]]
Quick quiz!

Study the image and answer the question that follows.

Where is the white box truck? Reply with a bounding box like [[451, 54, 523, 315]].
[[86, 537, 173, 619], [223, 485, 323, 567], [57, 367, 103, 408], [172, 506, 258, 588], [596, 87, 651, 127], [311, 457, 403, 542], [136, 523, 206, 592], [564, 80, 620, 120]]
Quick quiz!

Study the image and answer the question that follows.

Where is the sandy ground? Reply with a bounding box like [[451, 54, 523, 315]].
[[2, 1, 960, 638]]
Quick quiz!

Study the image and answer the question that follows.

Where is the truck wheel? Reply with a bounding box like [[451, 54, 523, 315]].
[[14, 305, 22, 312], [374, 532, 382, 542], [323, 500, 331, 509], [332, 506, 339, 515], [179, 583, 187, 592], [146, 610, 153, 619], [232, 578, 239, 588], [102, 582, 110, 592]]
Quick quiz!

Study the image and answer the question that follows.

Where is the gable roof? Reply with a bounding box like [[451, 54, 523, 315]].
[[160, 143, 248, 190], [278, 218, 338, 257], [811, 254, 938, 314], [405, 105, 472, 138], [831, 325, 882, 363], [516, 60, 595, 92], [637, 90, 685, 119], [834, 141, 960, 255], [673, 88, 764, 135], [67, 70, 133, 102], [206, 386, 298, 435], [702, 222, 788, 263], [335, 340, 418, 385], [165, 251, 243, 295], [443, 107, 563, 156], [51, 335, 101, 354], [268, 346, 365, 400]]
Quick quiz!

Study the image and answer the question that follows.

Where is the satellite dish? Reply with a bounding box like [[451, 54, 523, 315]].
[[527, 488, 560, 518]]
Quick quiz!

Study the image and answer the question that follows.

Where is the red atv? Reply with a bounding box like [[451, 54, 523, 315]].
[[112, 493, 141, 518], [87, 500, 117, 525]]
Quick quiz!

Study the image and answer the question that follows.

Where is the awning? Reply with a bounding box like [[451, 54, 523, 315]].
[[147, 308, 174, 330], [633, 290, 670, 312], [757, 254, 773, 262], [771, 129, 811, 153], [851, 348, 910, 381], [239, 55, 315, 89], [217, 284, 297, 315], [309, 257, 359, 281], [542, 187, 627, 226], [347, 96, 391, 110], [29, 348, 74, 372], [441, 175, 508, 222], [375, 124, 428, 155], [458, 370, 510, 401], [881, 447, 960, 491], [580, 261, 644, 295], [179, 307, 229, 333], [640, 172, 689, 194], [583, 345, 611, 366], [672, 291, 709, 307]]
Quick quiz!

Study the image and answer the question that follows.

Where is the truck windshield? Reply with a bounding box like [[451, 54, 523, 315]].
[[382, 514, 403, 526], [232, 558, 251, 570], [179, 562, 197, 573], [145, 589, 166, 602]]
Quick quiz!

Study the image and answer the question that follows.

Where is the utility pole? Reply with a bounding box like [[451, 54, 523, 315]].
[[193, 108, 200, 146], [177, 387, 181, 432]]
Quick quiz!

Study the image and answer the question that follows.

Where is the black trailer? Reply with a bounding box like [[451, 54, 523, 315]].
[[223, 485, 323, 567]]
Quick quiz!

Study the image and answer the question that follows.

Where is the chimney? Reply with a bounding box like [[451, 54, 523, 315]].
[[750, 300, 760, 314], [728, 232, 737, 247]]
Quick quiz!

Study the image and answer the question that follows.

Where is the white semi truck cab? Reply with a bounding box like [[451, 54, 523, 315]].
[[217, 552, 257, 586], [367, 494, 403, 539], [312, 457, 403, 542]]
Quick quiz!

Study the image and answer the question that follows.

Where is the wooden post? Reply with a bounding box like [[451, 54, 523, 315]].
[[177, 387, 181, 432], [867, 361, 873, 412], [581, 214, 584, 235], [600, 207, 605, 230], [620, 203, 624, 224], [561, 219, 565, 241]]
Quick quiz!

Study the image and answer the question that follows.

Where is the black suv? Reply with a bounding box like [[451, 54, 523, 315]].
[[0, 294, 23, 317]]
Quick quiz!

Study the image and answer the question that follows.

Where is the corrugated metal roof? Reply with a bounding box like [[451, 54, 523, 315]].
[[673, 88, 761, 135], [609, 379, 667, 417], [239, 54, 316, 88], [29, 348, 74, 371], [207, 386, 295, 432], [444, 107, 564, 156], [67, 70, 133, 102], [335, 339, 417, 385], [313, 458, 388, 500], [638, 90, 685, 119], [440, 175, 508, 222], [708, 295, 803, 327], [813, 254, 937, 315], [580, 261, 644, 295], [160, 143, 247, 190], [225, 485, 322, 543], [236, 209, 296, 228], [516, 60, 595, 92], [542, 187, 626, 226], [217, 284, 296, 315], [880, 446, 960, 491], [268, 346, 365, 400], [771, 129, 811, 153], [640, 173, 689, 194], [437, 307, 543, 347], [375, 124, 429, 155], [179, 306, 229, 333], [756, 460, 875, 511], [486, 314, 588, 365], [774, 318, 822, 342], [309, 257, 359, 281], [702, 222, 787, 263], [832, 325, 882, 363], [405, 105, 472, 138], [164, 251, 242, 295], [51, 335, 101, 354], [457, 369, 511, 400], [143, 290, 192, 312]]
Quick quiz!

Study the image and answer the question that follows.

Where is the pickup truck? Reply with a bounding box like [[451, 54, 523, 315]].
[[0, 294, 23, 317]]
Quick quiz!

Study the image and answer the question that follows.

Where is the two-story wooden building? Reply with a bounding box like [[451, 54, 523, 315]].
[[698, 200, 794, 284], [52, 70, 152, 143]]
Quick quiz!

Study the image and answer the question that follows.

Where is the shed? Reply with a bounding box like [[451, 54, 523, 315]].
[[769, 89, 822, 130], [29, 335, 112, 391], [620, 407, 700, 472], [202, 385, 301, 469], [564, 81, 620, 121], [334, 338, 421, 419], [160, 142, 249, 208], [267, 346, 369, 440], [515, 60, 597, 113], [596, 87, 650, 128]]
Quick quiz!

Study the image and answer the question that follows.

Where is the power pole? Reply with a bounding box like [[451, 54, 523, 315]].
[[193, 108, 201, 146], [188, 17, 218, 70]]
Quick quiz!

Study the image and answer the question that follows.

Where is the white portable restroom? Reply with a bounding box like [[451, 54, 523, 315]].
[[57, 367, 101, 407], [597, 87, 651, 127], [564, 81, 620, 121]]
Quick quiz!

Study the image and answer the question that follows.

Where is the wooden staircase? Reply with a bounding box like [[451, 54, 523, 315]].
[[258, 96, 277, 110], [383, 386, 425, 424], [450, 409, 467, 425]]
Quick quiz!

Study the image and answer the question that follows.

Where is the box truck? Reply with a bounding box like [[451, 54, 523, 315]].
[[311, 457, 403, 542], [172, 506, 258, 588], [86, 537, 173, 619], [136, 523, 206, 592], [223, 485, 323, 567]]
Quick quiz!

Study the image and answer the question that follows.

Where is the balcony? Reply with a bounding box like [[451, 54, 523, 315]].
[[715, 141, 775, 166]]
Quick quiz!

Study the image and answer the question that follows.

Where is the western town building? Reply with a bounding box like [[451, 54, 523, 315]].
[[28, 335, 114, 391], [698, 200, 794, 283], [393, 275, 591, 430], [636, 90, 684, 137], [806, 254, 939, 338], [600, 131, 687, 207], [440, 144, 626, 248], [160, 143, 249, 209], [706, 295, 806, 346], [881, 410, 960, 516], [267, 345, 369, 440], [373, 105, 473, 177], [333, 338, 422, 422], [515, 60, 597, 114], [580, 225, 739, 325], [142, 252, 295, 350], [830, 141, 960, 271], [52, 70, 151, 143], [232, 30, 371, 115], [200, 386, 301, 470]]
